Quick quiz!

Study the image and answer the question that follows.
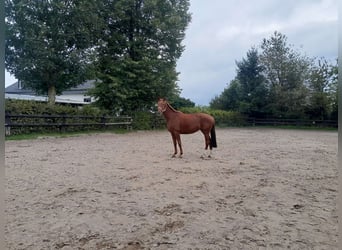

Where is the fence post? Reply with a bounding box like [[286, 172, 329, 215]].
[[5, 113, 11, 136], [101, 115, 106, 130], [60, 114, 67, 133], [151, 113, 156, 129], [128, 117, 133, 130]]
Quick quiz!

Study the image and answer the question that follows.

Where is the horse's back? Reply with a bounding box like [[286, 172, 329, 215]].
[[196, 113, 215, 130], [184, 112, 215, 132], [197, 113, 215, 122]]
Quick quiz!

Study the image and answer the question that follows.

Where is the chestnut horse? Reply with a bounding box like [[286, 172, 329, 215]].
[[157, 98, 217, 158]]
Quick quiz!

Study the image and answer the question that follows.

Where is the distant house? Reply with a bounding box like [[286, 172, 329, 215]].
[[5, 80, 96, 105]]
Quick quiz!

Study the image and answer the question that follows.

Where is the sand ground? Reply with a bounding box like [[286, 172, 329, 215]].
[[5, 128, 338, 249]]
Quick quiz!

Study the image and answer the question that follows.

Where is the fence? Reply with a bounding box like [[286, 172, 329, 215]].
[[5, 113, 337, 136], [246, 118, 337, 128], [5, 114, 133, 136]]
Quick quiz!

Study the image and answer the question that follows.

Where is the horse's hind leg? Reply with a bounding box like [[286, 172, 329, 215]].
[[202, 131, 210, 149], [202, 131, 212, 158]]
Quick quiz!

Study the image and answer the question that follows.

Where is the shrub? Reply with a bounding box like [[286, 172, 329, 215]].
[[5, 100, 246, 136], [5, 99, 79, 115], [5, 100, 167, 133], [131, 111, 165, 130], [180, 107, 247, 126], [5, 100, 112, 135]]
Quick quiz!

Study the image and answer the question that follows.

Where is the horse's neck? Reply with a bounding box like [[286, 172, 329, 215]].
[[167, 103, 178, 113], [163, 103, 180, 121]]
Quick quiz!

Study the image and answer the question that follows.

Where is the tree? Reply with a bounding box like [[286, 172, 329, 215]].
[[5, 0, 100, 104], [211, 31, 337, 121], [210, 79, 241, 111], [168, 96, 195, 109], [306, 58, 334, 119], [328, 61, 338, 120], [259, 31, 311, 118], [91, 0, 191, 113], [308, 58, 338, 120], [235, 48, 267, 117]]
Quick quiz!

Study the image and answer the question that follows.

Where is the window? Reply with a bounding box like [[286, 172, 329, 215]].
[[83, 97, 91, 103]]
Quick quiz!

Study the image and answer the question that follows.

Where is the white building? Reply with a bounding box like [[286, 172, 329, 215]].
[[5, 80, 96, 105]]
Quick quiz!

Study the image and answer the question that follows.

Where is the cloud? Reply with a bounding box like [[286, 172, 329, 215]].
[[177, 0, 338, 105]]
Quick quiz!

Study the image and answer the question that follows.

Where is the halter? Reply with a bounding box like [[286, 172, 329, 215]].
[[158, 101, 168, 113], [159, 105, 167, 113], [158, 99, 180, 114]]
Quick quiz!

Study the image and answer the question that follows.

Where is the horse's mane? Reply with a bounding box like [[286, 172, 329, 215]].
[[167, 102, 181, 113]]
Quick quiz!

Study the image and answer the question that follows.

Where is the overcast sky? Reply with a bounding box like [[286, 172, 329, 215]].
[[176, 0, 338, 105], [5, 0, 338, 106]]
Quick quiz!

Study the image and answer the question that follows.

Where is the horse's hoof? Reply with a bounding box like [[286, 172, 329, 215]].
[[172, 154, 176, 158], [179, 155, 183, 158]]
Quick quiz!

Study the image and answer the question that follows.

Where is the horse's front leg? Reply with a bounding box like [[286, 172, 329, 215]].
[[171, 133, 178, 157], [175, 133, 183, 157]]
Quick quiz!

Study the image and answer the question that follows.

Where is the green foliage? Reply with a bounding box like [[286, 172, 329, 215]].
[[5, 99, 167, 134], [210, 47, 269, 117], [208, 110, 246, 127], [329, 62, 338, 120], [210, 31, 337, 121], [180, 107, 246, 126], [5, 99, 78, 115], [6, 0, 191, 110], [92, 0, 191, 113], [168, 96, 195, 109], [260, 31, 312, 118], [5, 100, 111, 135], [131, 111, 165, 130], [5, 0, 99, 104], [306, 58, 338, 120], [210, 79, 241, 111], [236, 48, 268, 117]]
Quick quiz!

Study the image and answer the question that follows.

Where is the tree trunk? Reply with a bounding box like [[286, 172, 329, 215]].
[[48, 85, 56, 105]]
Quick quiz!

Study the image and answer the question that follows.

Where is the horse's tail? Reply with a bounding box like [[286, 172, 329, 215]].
[[210, 125, 217, 148]]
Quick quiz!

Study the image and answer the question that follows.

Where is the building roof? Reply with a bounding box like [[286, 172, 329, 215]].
[[5, 79, 96, 95], [5, 80, 96, 105], [5, 93, 92, 105]]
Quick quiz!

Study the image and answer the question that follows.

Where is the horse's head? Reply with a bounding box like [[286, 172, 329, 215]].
[[157, 98, 168, 113]]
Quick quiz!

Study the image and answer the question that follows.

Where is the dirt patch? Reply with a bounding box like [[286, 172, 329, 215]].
[[5, 128, 338, 249]]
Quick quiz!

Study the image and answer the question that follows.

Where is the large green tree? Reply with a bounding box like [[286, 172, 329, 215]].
[[328, 61, 338, 120], [306, 58, 333, 119], [5, 0, 100, 104], [306, 58, 338, 120], [91, 0, 191, 113], [168, 95, 195, 109], [210, 31, 319, 119], [260, 31, 312, 118], [235, 48, 267, 117], [210, 48, 267, 117]]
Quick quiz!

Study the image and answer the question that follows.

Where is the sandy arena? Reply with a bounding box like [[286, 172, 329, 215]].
[[5, 128, 338, 249]]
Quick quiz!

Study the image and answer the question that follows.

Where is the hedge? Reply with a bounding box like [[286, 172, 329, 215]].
[[180, 107, 247, 126], [5, 100, 246, 135], [5, 100, 167, 134]]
